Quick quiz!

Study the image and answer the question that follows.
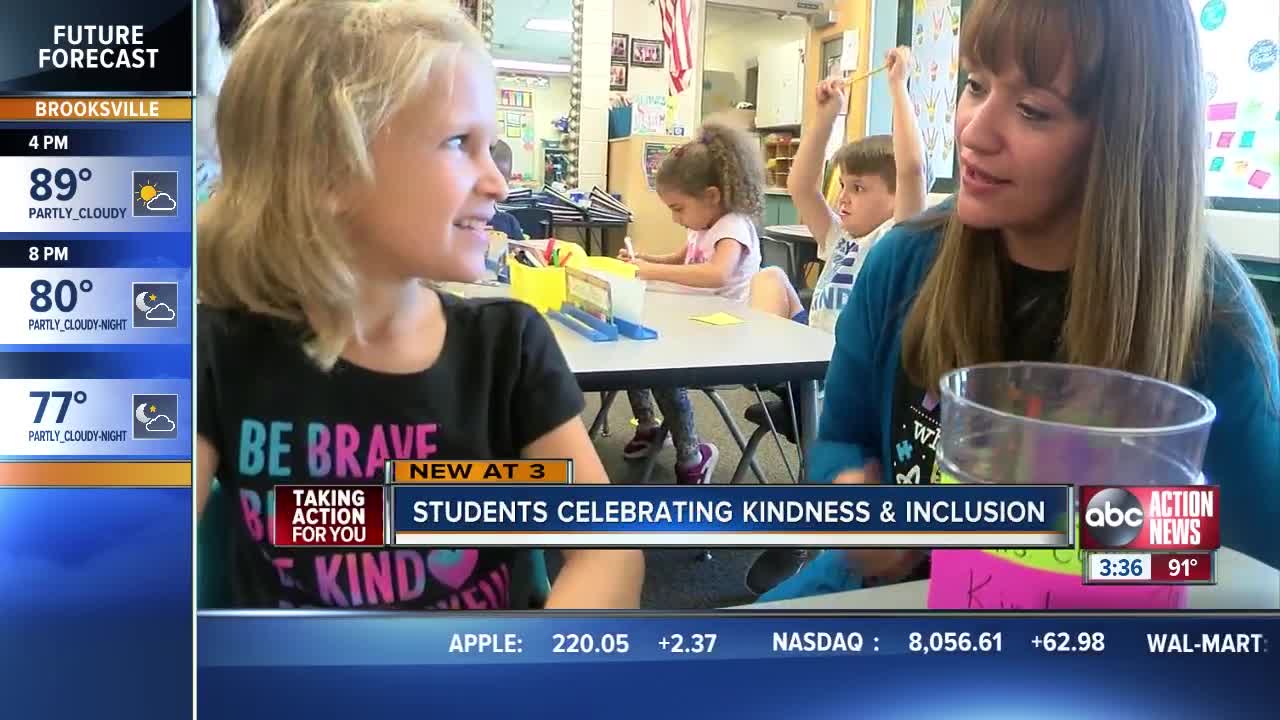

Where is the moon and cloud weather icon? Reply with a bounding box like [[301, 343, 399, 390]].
[[132, 282, 179, 328], [132, 394, 178, 440], [131, 170, 179, 217]]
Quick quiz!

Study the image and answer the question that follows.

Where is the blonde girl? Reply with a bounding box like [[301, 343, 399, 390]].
[[198, 0, 643, 609]]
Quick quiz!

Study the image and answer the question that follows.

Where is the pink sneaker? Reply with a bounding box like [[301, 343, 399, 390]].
[[623, 426, 671, 460], [676, 443, 719, 485]]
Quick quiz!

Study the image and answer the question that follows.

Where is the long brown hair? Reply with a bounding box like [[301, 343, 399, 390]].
[[902, 0, 1252, 391]]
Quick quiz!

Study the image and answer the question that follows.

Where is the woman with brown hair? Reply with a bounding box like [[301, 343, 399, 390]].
[[780, 0, 1278, 597]]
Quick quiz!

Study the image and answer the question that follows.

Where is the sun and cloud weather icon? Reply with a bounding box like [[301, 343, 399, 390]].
[[132, 282, 179, 329], [132, 394, 178, 440], [132, 171, 179, 217]]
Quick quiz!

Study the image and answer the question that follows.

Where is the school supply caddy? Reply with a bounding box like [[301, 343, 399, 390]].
[[508, 240, 657, 342]]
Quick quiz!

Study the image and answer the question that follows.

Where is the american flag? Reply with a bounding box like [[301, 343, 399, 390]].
[[660, 0, 694, 93]]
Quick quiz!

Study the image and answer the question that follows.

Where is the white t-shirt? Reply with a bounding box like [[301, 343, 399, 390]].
[[650, 213, 761, 302], [808, 218, 895, 334]]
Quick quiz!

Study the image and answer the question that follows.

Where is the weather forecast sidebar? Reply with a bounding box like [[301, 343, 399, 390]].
[[0, 2, 193, 718]]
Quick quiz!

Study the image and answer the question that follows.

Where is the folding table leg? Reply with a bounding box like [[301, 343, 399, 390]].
[[701, 389, 766, 484]]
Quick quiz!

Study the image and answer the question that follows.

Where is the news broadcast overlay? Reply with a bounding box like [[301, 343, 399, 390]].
[[199, 614, 1278, 718], [1084, 551, 1217, 585], [1080, 486, 1221, 552], [0, 3, 192, 95], [268, 462, 1073, 548], [199, 613, 1274, 666], [0, 111, 191, 463]]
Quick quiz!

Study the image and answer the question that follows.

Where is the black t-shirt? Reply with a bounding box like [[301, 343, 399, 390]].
[[890, 261, 1070, 486], [198, 293, 585, 609]]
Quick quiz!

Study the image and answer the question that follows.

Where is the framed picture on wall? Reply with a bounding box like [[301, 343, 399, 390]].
[[631, 38, 664, 68], [611, 33, 629, 63], [610, 63, 629, 91]]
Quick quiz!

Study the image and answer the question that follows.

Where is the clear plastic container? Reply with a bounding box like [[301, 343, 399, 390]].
[[927, 362, 1216, 610], [937, 362, 1215, 487]]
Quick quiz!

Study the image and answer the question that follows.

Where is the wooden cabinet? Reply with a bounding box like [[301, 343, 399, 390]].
[[756, 40, 805, 128]]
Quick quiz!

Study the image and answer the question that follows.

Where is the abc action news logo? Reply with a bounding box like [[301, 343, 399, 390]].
[[1080, 486, 1220, 551]]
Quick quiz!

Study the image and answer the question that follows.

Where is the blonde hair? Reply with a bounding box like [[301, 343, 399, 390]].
[[655, 120, 766, 221], [902, 0, 1253, 391], [198, 0, 487, 368]]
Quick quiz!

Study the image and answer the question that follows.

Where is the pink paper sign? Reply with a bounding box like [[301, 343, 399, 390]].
[[1248, 169, 1272, 189], [928, 550, 1188, 610], [1216, 131, 1235, 148]]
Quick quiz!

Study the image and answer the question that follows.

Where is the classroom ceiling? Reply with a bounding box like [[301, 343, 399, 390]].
[[490, 0, 574, 66]]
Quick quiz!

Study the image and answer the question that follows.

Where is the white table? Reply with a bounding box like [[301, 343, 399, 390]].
[[443, 283, 835, 475], [736, 548, 1280, 610], [764, 224, 815, 243]]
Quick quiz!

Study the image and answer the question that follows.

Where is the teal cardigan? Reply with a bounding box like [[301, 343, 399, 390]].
[[810, 220, 1280, 569]]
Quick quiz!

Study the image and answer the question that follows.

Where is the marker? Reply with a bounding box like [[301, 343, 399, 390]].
[[624, 236, 635, 258]]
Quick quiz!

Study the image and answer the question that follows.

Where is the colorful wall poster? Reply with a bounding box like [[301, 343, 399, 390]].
[[909, 0, 960, 182], [632, 94, 669, 136], [643, 142, 678, 190], [1198, 0, 1279, 204]]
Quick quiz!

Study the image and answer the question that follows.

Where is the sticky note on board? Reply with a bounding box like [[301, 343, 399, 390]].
[[1248, 170, 1272, 189], [1240, 131, 1257, 148], [1209, 156, 1225, 172], [691, 312, 743, 326], [1216, 131, 1235, 148], [1207, 102, 1237, 121]]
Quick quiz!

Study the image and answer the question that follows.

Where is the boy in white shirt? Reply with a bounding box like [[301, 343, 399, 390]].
[[747, 47, 928, 439], [793, 46, 928, 332]]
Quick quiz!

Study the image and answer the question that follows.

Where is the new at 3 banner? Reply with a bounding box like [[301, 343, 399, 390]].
[[198, 613, 1278, 717]]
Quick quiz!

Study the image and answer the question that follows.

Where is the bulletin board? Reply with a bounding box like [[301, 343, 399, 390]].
[[897, 0, 965, 192], [499, 89, 534, 110], [1198, 0, 1279, 212]]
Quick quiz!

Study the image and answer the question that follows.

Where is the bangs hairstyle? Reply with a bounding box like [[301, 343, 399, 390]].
[[901, 0, 1258, 391], [198, 0, 487, 369], [833, 135, 897, 192]]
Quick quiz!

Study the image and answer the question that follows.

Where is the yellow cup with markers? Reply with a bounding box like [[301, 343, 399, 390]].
[[926, 363, 1215, 610]]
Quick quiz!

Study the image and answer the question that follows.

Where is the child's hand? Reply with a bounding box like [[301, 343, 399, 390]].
[[886, 46, 912, 86], [631, 258, 654, 279], [834, 460, 925, 581], [815, 77, 847, 119]]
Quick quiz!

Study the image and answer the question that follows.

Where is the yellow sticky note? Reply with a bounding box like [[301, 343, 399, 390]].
[[691, 312, 743, 326]]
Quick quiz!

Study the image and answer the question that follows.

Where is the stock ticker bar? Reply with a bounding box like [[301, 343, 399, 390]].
[[0, 0, 191, 487]]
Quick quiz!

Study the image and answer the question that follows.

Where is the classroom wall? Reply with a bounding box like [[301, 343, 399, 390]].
[[802, 0, 874, 144], [864, 0, 900, 136], [703, 9, 809, 110], [579, 0, 614, 189], [497, 76, 571, 185], [607, 0, 703, 134]]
